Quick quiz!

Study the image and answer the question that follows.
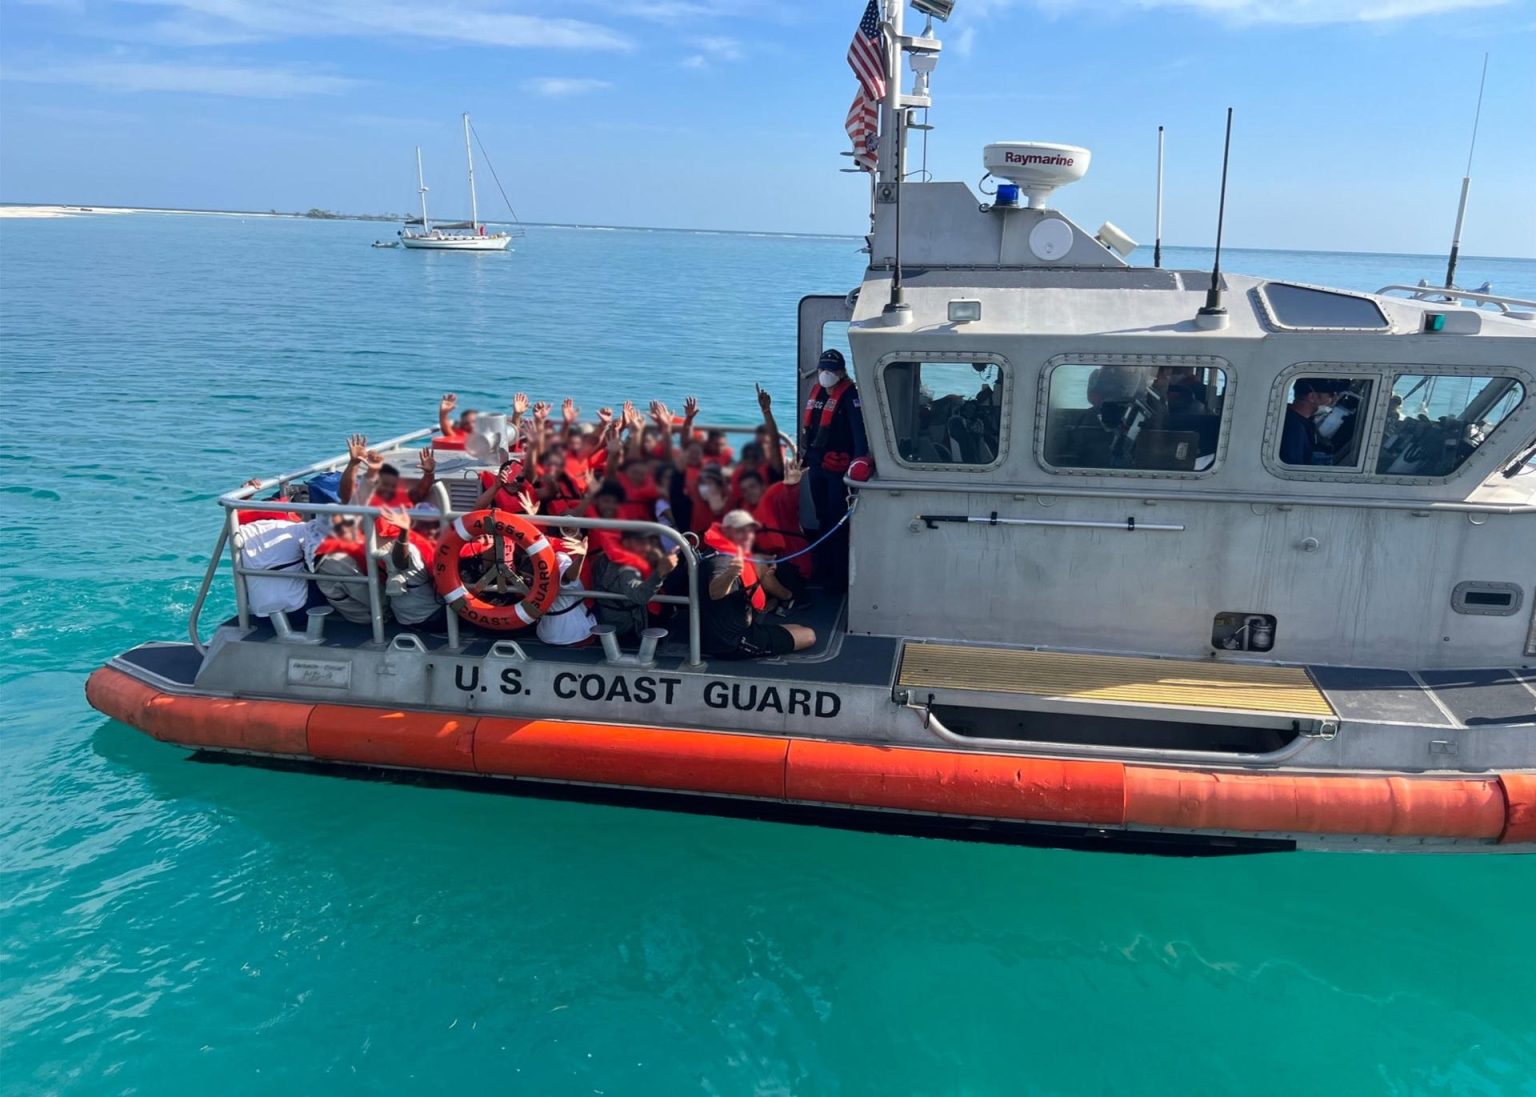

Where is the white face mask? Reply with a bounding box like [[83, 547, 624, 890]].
[[818, 369, 842, 389]]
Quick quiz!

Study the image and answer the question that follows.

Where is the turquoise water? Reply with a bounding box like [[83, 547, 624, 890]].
[[2, 214, 1534, 1095]]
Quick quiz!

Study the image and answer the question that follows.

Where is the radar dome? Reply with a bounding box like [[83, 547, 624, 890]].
[[983, 142, 1091, 208]]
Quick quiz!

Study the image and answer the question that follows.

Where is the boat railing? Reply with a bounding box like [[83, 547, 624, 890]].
[[191, 426, 712, 666], [1375, 284, 1536, 313]]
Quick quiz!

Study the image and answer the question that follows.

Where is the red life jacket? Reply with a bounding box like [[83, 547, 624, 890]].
[[237, 508, 299, 525], [313, 536, 367, 568], [802, 379, 855, 473], [369, 486, 413, 539], [703, 524, 766, 612], [752, 481, 811, 579]]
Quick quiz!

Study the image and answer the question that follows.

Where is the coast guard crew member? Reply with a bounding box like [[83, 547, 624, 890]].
[[801, 349, 866, 594]]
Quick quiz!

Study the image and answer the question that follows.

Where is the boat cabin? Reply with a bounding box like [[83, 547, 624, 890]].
[[801, 181, 1536, 673]]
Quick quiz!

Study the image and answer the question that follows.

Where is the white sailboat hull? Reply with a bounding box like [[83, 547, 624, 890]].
[[399, 232, 512, 252]]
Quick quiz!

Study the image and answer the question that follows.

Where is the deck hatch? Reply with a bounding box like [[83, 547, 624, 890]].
[[898, 644, 1335, 722]]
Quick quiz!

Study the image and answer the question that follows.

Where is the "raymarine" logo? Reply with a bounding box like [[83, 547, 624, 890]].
[[1004, 151, 1075, 167]]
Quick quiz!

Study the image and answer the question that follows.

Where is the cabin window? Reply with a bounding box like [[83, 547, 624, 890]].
[[1275, 376, 1376, 470], [882, 357, 1006, 467], [1042, 362, 1228, 473], [1257, 283, 1390, 331], [1376, 373, 1526, 478]]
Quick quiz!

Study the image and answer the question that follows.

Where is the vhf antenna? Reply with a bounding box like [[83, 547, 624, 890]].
[[1154, 125, 1165, 269], [885, 106, 910, 319], [1445, 53, 1490, 290], [1197, 108, 1234, 330]]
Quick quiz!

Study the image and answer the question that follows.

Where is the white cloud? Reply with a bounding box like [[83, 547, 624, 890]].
[[521, 76, 613, 97], [3, 58, 358, 96], [1028, 0, 1510, 22], [679, 33, 742, 67], [119, 0, 634, 50]]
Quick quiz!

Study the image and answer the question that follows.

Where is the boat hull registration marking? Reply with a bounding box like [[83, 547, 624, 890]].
[[286, 658, 352, 689], [449, 664, 843, 719]]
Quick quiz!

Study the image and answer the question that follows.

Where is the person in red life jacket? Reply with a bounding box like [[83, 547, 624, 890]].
[[532, 446, 585, 516], [235, 478, 302, 524], [752, 464, 813, 584], [801, 349, 866, 594], [437, 393, 478, 443], [373, 506, 443, 627], [700, 511, 815, 659], [615, 458, 662, 522], [590, 529, 678, 641], [702, 429, 734, 467]]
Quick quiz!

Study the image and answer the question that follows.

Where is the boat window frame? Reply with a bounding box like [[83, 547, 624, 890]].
[[874, 351, 1013, 475], [1034, 352, 1235, 480], [1374, 368, 1531, 484], [1262, 362, 1535, 485], [1252, 282, 1394, 334]]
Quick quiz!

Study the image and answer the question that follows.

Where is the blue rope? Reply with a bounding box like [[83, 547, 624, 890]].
[[749, 494, 858, 567]]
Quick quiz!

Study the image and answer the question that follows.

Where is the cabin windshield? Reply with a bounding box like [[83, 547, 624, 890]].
[[883, 358, 1005, 467], [1377, 373, 1526, 477]]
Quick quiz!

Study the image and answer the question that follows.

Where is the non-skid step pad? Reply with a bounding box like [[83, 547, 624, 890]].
[[898, 644, 1335, 718]]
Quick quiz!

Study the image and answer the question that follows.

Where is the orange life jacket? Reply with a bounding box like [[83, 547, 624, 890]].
[[703, 524, 766, 612]]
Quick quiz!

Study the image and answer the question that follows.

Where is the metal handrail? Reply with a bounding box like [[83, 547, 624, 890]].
[[202, 482, 708, 666], [1376, 284, 1536, 313]]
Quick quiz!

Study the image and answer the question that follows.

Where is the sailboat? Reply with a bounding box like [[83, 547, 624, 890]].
[[399, 113, 513, 252]]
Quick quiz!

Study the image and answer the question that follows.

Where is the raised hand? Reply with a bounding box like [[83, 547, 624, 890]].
[[347, 434, 368, 463], [560, 533, 587, 556], [532, 401, 553, 422], [621, 401, 639, 431], [439, 392, 457, 415], [417, 448, 436, 474], [755, 384, 771, 415], [378, 505, 411, 532], [596, 406, 614, 426], [683, 395, 699, 421], [517, 487, 538, 515], [243, 477, 263, 489], [562, 397, 579, 425], [512, 392, 530, 418]]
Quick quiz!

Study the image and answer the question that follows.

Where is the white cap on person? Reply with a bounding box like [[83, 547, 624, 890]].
[[721, 509, 760, 532]]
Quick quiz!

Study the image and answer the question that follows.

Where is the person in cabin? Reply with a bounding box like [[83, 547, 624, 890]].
[[590, 529, 678, 641], [700, 510, 816, 659], [1279, 379, 1337, 466], [437, 393, 478, 443], [801, 349, 866, 593]]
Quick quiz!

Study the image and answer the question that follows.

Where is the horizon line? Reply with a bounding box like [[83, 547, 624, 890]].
[[2, 202, 1533, 264]]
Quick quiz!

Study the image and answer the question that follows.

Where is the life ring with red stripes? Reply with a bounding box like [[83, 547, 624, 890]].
[[433, 509, 559, 631]]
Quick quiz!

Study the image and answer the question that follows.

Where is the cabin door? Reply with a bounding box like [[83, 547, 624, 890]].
[[796, 294, 855, 530]]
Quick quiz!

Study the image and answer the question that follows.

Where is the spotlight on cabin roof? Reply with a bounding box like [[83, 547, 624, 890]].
[[983, 142, 1091, 209], [911, 0, 956, 21]]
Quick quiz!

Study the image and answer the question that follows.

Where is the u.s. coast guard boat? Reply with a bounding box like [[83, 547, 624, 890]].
[[89, 5, 1536, 854]]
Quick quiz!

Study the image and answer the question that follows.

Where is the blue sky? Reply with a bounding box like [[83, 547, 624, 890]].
[[1, 0, 1532, 256]]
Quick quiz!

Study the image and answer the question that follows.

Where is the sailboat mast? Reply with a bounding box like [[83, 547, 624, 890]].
[[415, 146, 430, 232], [463, 113, 480, 233]]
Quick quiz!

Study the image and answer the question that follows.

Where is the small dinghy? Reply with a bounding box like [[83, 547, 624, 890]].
[[371, 240, 400, 249]]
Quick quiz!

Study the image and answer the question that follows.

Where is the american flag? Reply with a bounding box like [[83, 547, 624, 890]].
[[845, 89, 879, 172], [847, 0, 886, 100], [844, 1, 885, 172]]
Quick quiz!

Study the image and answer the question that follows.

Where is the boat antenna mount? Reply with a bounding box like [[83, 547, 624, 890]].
[[1154, 125, 1165, 269], [884, 105, 912, 322], [1444, 53, 1489, 290], [1196, 107, 1234, 331]]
